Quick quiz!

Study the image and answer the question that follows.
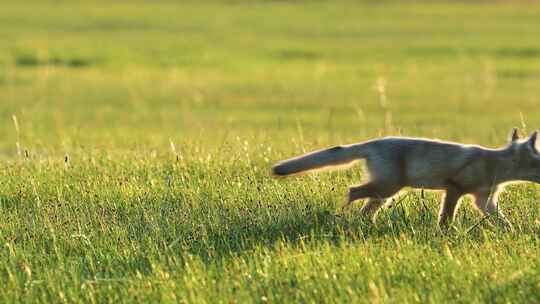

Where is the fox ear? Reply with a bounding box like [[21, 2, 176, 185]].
[[510, 128, 519, 143], [527, 131, 538, 150]]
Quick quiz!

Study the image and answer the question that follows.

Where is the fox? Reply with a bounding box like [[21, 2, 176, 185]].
[[272, 128, 540, 227]]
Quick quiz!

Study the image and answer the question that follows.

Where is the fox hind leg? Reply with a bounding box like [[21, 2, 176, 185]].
[[342, 181, 401, 219], [348, 181, 401, 202], [439, 186, 464, 227], [347, 182, 378, 205], [359, 198, 387, 220]]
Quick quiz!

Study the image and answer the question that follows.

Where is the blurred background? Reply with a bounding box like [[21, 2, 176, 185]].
[[1, 0, 540, 156]]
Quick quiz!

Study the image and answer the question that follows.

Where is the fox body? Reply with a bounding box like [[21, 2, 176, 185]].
[[272, 129, 540, 226]]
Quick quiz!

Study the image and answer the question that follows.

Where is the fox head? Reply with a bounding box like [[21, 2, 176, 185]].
[[507, 128, 540, 182]]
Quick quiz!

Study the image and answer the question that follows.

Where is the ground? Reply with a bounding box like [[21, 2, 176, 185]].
[[0, 1, 539, 303]]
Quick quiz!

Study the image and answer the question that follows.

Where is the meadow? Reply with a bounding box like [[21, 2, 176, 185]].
[[1, 1, 540, 302]]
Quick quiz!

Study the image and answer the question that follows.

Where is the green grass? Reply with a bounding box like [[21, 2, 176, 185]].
[[1, 0, 540, 302]]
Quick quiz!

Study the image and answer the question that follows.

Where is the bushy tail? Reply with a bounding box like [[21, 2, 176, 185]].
[[272, 143, 368, 177]]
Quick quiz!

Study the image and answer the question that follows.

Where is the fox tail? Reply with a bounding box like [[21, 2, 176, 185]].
[[271, 143, 369, 177]]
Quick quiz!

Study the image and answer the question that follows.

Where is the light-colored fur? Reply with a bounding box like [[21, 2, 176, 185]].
[[272, 128, 540, 227]]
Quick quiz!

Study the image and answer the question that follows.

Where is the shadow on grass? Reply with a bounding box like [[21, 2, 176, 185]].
[[405, 46, 540, 59], [15, 53, 98, 68], [164, 197, 522, 262], [0, 191, 519, 270], [159, 199, 454, 262], [497, 69, 540, 79]]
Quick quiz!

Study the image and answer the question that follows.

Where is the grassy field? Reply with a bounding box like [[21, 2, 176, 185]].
[[1, 1, 540, 302]]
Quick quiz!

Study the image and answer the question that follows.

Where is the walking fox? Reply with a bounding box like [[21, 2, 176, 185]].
[[272, 128, 540, 226]]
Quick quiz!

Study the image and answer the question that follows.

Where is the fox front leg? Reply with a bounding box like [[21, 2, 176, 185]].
[[473, 189, 513, 230]]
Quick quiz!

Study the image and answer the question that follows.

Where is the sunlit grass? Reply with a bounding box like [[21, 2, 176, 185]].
[[1, 1, 539, 303]]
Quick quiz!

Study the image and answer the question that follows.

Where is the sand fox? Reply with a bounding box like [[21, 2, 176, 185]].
[[272, 128, 540, 227]]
